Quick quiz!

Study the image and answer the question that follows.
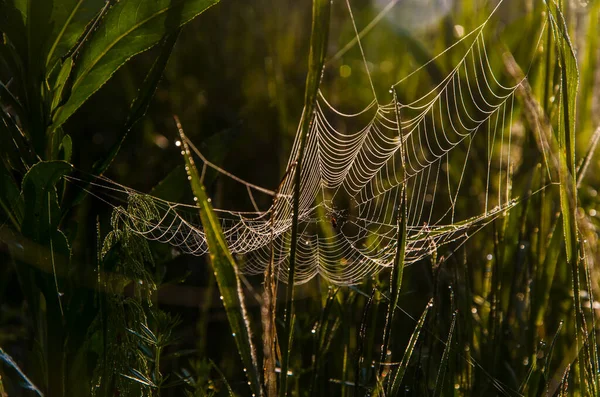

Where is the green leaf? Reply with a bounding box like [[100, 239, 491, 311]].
[[126, 30, 179, 130], [149, 164, 187, 202], [0, 0, 28, 66], [45, 0, 105, 71], [547, 1, 579, 263], [21, 160, 72, 246], [60, 133, 73, 163], [50, 56, 73, 113], [93, 29, 180, 176], [51, 0, 219, 129], [176, 122, 262, 397]]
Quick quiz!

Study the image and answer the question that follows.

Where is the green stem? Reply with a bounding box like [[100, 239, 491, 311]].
[[279, 0, 330, 395]]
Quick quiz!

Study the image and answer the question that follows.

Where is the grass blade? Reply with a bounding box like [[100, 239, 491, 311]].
[[379, 93, 407, 378], [175, 118, 262, 397], [279, 0, 331, 395], [389, 299, 432, 396], [433, 311, 457, 397]]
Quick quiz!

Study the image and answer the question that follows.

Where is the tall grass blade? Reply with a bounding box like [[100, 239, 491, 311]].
[[547, 0, 579, 256], [379, 93, 407, 378], [433, 311, 456, 397], [388, 299, 432, 396], [279, 0, 330, 395], [175, 118, 262, 397], [354, 289, 375, 396], [546, 3, 584, 392]]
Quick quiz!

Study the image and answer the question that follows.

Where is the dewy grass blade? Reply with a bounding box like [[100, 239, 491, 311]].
[[279, 0, 330, 395], [379, 93, 408, 379], [547, 2, 585, 392], [175, 118, 262, 397], [547, 1, 579, 263], [388, 299, 432, 396], [433, 311, 457, 397]]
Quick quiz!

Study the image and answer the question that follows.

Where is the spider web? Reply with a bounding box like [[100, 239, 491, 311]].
[[83, 0, 529, 286]]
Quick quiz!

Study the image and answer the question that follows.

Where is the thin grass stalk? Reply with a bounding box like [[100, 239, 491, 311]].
[[379, 93, 407, 373], [576, 126, 600, 188], [582, 246, 599, 395], [279, 0, 330, 395], [388, 299, 432, 396], [175, 118, 262, 397], [354, 289, 375, 396], [308, 287, 338, 395], [433, 311, 457, 397], [262, 171, 293, 397]]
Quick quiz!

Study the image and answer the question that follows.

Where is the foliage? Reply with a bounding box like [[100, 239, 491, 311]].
[[1, 0, 600, 396]]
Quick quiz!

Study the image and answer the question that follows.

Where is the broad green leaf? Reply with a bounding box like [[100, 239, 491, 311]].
[[45, 0, 105, 71], [93, 30, 180, 176], [177, 123, 262, 397], [51, 0, 219, 129]]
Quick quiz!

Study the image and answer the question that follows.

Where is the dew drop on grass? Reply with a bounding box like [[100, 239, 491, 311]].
[[175, 140, 181, 147]]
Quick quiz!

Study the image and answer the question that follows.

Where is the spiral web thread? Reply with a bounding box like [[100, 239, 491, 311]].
[[86, 0, 528, 286]]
